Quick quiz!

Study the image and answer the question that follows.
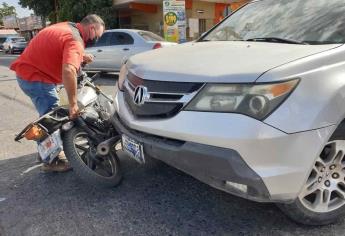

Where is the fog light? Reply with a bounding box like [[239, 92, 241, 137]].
[[225, 181, 248, 193]]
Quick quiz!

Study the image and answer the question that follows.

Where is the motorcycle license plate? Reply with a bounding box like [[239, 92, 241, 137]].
[[37, 130, 62, 163], [122, 134, 145, 164]]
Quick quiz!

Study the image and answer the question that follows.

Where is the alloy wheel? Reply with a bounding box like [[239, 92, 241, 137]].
[[299, 141, 345, 213]]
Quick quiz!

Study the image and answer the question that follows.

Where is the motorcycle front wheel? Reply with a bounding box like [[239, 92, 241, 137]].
[[63, 127, 122, 188]]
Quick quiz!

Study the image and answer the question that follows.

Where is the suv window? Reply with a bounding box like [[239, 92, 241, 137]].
[[109, 32, 134, 45], [93, 32, 111, 47], [203, 0, 345, 45]]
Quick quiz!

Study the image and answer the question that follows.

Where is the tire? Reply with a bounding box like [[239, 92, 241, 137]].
[[278, 121, 345, 225], [63, 127, 122, 188]]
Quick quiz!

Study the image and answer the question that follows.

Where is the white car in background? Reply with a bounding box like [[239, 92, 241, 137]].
[[3, 36, 27, 54], [85, 29, 176, 72]]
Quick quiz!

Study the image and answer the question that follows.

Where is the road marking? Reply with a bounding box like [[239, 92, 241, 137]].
[[21, 164, 43, 175], [0, 198, 6, 202]]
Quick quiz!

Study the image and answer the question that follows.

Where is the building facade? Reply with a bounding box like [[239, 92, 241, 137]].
[[2, 14, 44, 40], [18, 15, 44, 40], [113, 0, 249, 40]]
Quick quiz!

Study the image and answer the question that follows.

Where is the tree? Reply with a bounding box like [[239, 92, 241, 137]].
[[0, 3, 17, 25], [19, 0, 117, 28], [19, 0, 57, 22], [58, 0, 117, 29]]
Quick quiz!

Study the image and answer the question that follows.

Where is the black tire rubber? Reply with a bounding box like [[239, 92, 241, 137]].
[[63, 127, 122, 188], [278, 197, 345, 225], [277, 120, 345, 225]]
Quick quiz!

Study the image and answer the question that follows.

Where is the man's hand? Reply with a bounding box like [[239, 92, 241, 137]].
[[69, 103, 80, 120], [83, 54, 94, 64], [62, 63, 79, 119]]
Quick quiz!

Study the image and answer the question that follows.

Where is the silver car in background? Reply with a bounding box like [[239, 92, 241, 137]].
[[85, 29, 176, 72], [3, 36, 27, 54], [113, 0, 345, 225]]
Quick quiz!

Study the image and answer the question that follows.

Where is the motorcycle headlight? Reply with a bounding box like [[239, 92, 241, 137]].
[[185, 79, 299, 120]]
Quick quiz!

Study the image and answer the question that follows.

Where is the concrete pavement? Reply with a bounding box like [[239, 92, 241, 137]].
[[0, 53, 344, 236]]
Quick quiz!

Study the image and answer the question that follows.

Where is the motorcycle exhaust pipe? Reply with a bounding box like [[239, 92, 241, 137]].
[[96, 136, 121, 156]]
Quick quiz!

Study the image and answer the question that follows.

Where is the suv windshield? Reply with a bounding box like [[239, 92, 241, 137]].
[[138, 31, 164, 42], [203, 0, 345, 45]]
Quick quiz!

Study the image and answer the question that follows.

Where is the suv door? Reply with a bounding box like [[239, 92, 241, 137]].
[[85, 32, 111, 70], [86, 32, 135, 72], [101, 32, 135, 71]]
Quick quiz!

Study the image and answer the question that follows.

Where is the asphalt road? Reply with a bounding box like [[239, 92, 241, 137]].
[[0, 52, 344, 236]]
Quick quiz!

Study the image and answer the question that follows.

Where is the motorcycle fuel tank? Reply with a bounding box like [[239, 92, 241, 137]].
[[77, 86, 98, 109]]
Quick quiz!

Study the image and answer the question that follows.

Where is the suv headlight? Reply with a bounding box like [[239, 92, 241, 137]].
[[185, 79, 299, 120]]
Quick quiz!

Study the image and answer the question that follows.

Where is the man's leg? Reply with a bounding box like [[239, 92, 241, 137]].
[[16, 77, 59, 116], [17, 77, 58, 163], [17, 77, 71, 172]]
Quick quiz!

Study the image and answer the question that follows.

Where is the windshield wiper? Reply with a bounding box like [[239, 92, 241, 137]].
[[246, 37, 308, 45]]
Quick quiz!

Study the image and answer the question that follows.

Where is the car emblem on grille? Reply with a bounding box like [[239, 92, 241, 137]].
[[133, 85, 149, 106]]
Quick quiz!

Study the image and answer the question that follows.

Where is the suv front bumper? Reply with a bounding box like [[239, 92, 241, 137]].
[[114, 91, 335, 202], [112, 114, 271, 202]]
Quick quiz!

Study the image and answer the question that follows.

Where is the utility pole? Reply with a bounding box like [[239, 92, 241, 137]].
[[54, 0, 58, 22]]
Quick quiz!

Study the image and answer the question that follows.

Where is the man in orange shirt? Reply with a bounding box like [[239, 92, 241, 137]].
[[11, 14, 105, 172]]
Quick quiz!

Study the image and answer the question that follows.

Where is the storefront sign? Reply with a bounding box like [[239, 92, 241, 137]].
[[163, 0, 186, 43]]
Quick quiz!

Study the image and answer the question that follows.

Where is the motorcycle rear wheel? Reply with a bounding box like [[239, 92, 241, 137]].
[[63, 127, 122, 188]]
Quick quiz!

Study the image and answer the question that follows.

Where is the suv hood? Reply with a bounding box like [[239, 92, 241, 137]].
[[128, 41, 339, 83]]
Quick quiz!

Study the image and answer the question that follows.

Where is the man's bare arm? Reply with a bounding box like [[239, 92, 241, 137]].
[[62, 63, 79, 119], [83, 54, 94, 64]]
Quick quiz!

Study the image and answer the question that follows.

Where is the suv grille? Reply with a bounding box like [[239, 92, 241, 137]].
[[123, 72, 204, 119]]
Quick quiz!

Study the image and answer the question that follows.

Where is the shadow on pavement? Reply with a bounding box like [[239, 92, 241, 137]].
[[0, 90, 35, 110], [0, 153, 341, 236]]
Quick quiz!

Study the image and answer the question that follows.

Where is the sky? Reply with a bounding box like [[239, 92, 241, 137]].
[[0, 0, 33, 18]]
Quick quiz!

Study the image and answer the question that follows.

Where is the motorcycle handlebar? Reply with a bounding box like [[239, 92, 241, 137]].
[[89, 73, 100, 83]]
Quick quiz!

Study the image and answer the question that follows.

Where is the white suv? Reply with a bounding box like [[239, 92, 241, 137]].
[[113, 0, 345, 225]]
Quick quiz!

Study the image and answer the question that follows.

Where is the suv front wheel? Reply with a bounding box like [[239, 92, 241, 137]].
[[279, 124, 345, 225]]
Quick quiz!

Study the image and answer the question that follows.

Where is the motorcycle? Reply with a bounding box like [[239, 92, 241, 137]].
[[15, 70, 122, 187]]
